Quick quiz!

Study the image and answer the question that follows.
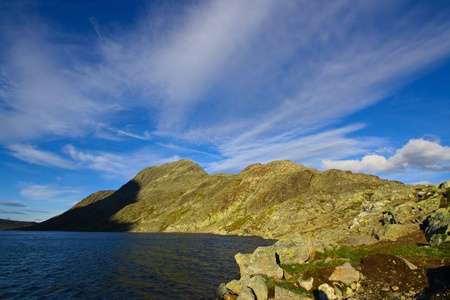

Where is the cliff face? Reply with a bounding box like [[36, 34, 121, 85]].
[[28, 159, 427, 240]]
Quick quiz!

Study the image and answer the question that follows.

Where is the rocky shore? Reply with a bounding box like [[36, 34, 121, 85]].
[[218, 181, 450, 300]]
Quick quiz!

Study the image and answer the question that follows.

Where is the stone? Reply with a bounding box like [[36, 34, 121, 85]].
[[395, 256, 418, 270], [235, 253, 253, 278], [328, 262, 360, 285], [318, 283, 336, 300], [440, 181, 450, 189], [226, 276, 250, 295], [346, 287, 353, 297], [246, 246, 284, 280], [274, 240, 310, 264], [273, 286, 313, 300], [298, 277, 314, 291], [247, 276, 268, 300], [342, 235, 378, 246], [223, 294, 238, 300], [236, 287, 255, 300], [375, 224, 420, 241], [218, 283, 228, 297], [325, 257, 333, 263], [425, 207, 450, 246]]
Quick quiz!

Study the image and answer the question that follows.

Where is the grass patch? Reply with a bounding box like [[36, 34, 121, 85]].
[[280, 241, 450, 280]]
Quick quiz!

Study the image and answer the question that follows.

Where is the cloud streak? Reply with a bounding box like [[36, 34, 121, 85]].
[[0, 201, 27, 207]]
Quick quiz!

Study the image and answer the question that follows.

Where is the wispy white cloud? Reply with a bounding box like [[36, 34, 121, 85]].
[[18, 182, 80, 201], [64, 144, 180, 179], [323, 138, 450, 174], [117, 129, 151, 141], [7, 144, 76, 169], [0, 201, 27, 207], [206, 124, 383, 174]]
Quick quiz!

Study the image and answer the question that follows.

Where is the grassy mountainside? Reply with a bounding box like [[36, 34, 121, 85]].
[[27, 159, 421, 240]]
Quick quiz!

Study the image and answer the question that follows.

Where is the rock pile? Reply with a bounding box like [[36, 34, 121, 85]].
[[219, 181, 450, 300]]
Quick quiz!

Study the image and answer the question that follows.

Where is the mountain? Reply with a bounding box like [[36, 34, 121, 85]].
[[0, 219, 37, 230], [26, 159, 431, 241]]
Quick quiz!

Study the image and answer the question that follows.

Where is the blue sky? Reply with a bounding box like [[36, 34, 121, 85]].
[[1, 0, 450, 222]]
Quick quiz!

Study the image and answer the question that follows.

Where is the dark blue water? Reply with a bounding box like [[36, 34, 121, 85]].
[[0, 231, 273, 299]]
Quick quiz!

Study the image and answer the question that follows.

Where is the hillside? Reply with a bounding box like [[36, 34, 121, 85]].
[[27, 159, 427, 241], [0, 219, 37, 230]]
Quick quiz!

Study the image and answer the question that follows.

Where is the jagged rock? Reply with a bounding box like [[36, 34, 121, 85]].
[[425, 207, 450, 246], [274, 239, 310, 264], [246, 246, 284, 280], [329, 262, 360, 285], [236, 287, 255, 300], [274, 286, 313, 300], [298, 277, 314, 291], [318, 283, 336, 300], [247, 276, 268, 300]]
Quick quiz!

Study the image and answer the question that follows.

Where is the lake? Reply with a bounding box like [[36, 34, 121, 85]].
[[0, 231, 274, 299]]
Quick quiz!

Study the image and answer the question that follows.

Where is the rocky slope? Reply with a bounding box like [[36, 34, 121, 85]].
[[28, 159, 444, 241]]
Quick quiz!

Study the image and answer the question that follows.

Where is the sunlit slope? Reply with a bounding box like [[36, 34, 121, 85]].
[[29, 159, 416, 239]]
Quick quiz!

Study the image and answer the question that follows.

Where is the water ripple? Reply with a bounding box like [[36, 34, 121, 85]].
[[0, 231, 273, 299]]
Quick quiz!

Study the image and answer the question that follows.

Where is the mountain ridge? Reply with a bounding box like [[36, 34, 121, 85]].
[[26, 159, 428, 242]]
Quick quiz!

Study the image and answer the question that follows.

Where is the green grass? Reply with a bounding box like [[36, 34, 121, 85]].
[[280, 241, 450, 282]]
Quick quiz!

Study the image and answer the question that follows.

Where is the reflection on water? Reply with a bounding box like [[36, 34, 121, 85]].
[[0, 231, 273, 299]]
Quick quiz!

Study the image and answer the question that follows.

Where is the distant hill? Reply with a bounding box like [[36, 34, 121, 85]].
[[27, 159, 433, 241], [0, 219, 37, 230]]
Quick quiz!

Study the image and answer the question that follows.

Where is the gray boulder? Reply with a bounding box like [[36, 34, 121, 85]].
[[236, 287, 255, 300], [246, 246, 284, 280], [425, 207, 450, 246], [247, 276, 268, 300], [274, 239, 310, 264]]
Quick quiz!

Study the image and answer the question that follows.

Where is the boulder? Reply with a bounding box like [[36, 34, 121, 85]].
[[425, 207, 450, 246], [235, 253, 253, 278], [226, 275, 250, 295], [273, 286, 313, 300], [236, 287, 255, 300], [328, 262, 360, 285], [247, 276, 268, 300], [439, 181, 450, 189], [274, 240, 310, 264], [246, 246, 284, 280], [342, 235, 378, 246], [375, 223, 419, 241], [318, 283, 336, 300], [298, 277, 314, 291]]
